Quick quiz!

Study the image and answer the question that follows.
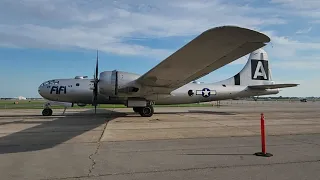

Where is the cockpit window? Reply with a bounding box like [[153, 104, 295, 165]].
[[41, 80, 59, 86]]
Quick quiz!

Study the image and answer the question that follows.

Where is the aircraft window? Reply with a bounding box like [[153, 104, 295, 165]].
[[222, 84, 226, 87], [47, 80, 59, 85], [76, 83, 80, 86]]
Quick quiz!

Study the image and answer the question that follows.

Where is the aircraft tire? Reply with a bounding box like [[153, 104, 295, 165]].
[[139, 106, 154, 117], [42, 108, 53, 116]]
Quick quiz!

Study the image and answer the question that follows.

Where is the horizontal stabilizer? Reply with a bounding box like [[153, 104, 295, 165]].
[[248, 83, 299, 89]]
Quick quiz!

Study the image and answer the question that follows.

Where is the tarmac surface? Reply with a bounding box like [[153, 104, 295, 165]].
[[0, 101, 320, 180]]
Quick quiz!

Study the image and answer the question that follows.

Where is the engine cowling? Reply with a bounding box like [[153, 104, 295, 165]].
[[98, 70, 140, 97]]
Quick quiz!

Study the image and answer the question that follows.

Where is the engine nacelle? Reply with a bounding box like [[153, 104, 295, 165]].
[[99, 70, 140, 97], [99, 70, 117, 96]]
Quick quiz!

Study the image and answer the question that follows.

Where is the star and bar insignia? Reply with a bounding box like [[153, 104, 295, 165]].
[[195, 88, 216, 97]]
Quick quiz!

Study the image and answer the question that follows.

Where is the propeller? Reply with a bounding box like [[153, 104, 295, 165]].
[[92, 50, 99, 114]]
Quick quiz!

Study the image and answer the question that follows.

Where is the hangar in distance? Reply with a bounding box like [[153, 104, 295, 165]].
[[38, 26, 298, 117]]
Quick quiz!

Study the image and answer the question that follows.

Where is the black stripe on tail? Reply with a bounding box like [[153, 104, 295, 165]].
[[234, 73, 240, 85]]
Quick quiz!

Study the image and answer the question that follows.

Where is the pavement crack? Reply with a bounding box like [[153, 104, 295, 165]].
[[87, 116, 110, 176]]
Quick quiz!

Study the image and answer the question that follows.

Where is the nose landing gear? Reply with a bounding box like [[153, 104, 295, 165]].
[[42, 102, 53, 116], [42, 108, 53, 116]]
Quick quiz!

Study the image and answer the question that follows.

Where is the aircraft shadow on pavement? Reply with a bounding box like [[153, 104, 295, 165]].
[[182, 153, 253, 156], [0, 109, 126, 154], [0, 120, 53, 126], [155, 110, 237, 115]]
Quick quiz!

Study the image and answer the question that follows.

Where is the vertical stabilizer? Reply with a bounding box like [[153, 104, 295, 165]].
[[215, 48, 274, 86]]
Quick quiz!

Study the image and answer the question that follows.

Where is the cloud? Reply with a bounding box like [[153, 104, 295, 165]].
[[265, 31, 320, 50], [274, 77, 320, 97], [259, 30, 320, 63], [296, 27, 312, 34], [271, 0, 320, 10], [0, 0, 287, 58], [0, 1, 318, 72], [273, 60, 320, 70], [311, 20, 320, 24], [270, 0, 320, 19]]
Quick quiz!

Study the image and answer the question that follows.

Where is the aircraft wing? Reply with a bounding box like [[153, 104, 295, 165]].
[[248, 84, 299, 90], [136, 26, 270, 95]]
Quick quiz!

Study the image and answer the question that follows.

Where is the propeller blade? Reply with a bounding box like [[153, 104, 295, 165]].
[[92, 50, 99, 114], [96, 50, 99, 80]]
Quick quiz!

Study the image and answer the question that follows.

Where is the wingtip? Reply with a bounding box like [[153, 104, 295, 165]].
[[205, 25, 271, 43], [287, 83, 300, 87]]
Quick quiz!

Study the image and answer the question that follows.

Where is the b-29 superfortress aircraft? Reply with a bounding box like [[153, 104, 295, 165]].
[[38, 26, 298, 117]]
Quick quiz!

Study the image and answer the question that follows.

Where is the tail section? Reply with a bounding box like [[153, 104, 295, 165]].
[[215, 48, 299, 89], [216, 48, 274, 86]]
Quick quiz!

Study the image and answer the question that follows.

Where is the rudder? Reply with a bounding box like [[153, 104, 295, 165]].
[[216, 48, 273, 86]]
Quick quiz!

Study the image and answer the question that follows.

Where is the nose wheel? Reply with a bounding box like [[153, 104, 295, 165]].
[[42, 108, 53, 116], [42, 102, 53, 116]]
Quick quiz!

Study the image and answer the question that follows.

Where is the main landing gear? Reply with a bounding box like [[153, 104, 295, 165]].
[[133, 106, 154, 117]]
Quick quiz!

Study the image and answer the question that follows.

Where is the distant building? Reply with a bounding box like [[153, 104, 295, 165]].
[[14, 96, 27, 100]]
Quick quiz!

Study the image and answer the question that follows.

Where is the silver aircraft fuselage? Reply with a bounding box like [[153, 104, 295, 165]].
[[38, 78, 279, 105]]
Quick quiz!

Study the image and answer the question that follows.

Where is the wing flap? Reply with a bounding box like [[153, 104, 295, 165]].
[[136, 26, 270, 92], [248, 84, 299, 89]]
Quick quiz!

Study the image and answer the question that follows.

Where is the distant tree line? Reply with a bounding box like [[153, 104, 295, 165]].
[[0, 98, 44, 100]]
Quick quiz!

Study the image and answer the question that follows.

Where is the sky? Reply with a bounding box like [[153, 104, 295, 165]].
[[0, 0, 320, 98]]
